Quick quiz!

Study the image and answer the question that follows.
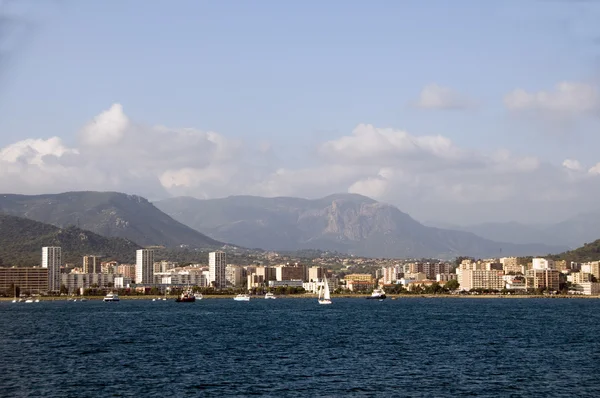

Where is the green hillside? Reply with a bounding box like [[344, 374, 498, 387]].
[[0, 214, 141, 267], [552, 239, 600, 263]]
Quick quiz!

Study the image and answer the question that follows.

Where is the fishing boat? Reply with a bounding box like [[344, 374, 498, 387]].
[[176, 289, 196, 303], [318, 279, 332, 305], [234, 294, 250, 301]]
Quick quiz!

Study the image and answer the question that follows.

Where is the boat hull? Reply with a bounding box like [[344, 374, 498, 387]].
[[318, 300, 332, 305], [176, 297, 196, 303], [366, 295, 387, 300]]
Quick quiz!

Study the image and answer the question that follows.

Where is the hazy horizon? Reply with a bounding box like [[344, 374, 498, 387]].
[[1, 0, 600, 225]]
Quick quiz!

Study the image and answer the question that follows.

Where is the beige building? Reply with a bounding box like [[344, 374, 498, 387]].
[[308, 266, 328, 282], [115, 264, 136, 280], [525, 269, 560, 291], [226, 265, 245, 287], [459, 269, 504, 291], [575, 282, 600, 295]]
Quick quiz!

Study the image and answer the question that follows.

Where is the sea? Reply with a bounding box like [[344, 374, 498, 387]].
[[1, 297, 600, 397]]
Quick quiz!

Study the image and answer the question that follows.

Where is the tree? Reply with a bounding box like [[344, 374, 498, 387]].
[[444, 279, 460, 291]]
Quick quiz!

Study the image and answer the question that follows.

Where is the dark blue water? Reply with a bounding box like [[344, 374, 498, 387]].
[[1, 298, 600, 397]]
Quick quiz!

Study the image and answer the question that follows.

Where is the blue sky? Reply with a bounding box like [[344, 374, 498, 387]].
[[1, 0, 600, 224]]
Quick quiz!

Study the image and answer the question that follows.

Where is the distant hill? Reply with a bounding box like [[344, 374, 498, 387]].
[[0, 191, 225, 249], [447, 212, 600, 249], [0, 214, 141, 267], [154, 193, 566, 259], [552, 239, 600, 263]]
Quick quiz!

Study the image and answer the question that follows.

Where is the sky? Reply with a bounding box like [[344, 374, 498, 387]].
[[1, 0, 600, 225]]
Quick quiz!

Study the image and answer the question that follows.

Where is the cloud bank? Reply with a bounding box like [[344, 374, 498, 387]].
[[1, 103, 600, 224]]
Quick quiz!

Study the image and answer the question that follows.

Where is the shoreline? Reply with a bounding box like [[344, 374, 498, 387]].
[[2, 294, 600, 301]]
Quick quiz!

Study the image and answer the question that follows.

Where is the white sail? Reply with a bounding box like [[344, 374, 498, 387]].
[[323, 278, 330, 300], [318, 283, 323, 300]]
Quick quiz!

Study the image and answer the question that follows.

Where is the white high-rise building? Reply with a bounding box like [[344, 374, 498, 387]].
[[136, 249, 154, 284], [42, 246, 62, 292], [209, 251, 226, 288]]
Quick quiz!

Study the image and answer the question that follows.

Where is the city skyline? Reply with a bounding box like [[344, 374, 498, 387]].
[[1, 1, 600, 224]]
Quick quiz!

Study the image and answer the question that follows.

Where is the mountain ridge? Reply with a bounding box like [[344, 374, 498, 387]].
[[0, 213, 141, 267], [155, 193, 566, 259], [0, 191, 225, 249]]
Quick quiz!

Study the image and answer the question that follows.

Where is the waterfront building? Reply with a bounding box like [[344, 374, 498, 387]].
[[525, 269, 560, 291], [567, 272, 592, 284], [0, 267, 48, 294], [42, 246, 62, 292], [61, 273, 115, 293], [459, 269, 504, 291], [136, 249, 154, 284], [209, 251, 227, 288], [82, 255, 102, 274], [573, 282, 600, 295]]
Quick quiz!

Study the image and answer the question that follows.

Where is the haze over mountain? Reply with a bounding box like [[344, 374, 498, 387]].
[[155, 193, 566, 259], [432, 212, 600, 249], [0, 192, 224, 249], [0, 213, 140, 267]]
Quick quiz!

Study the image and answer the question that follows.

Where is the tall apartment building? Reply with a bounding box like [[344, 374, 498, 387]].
[[115, 264, 136, 280], [82, 255, 102, 274], [42, 246, 62, 292], [225, 265, 245, 287], [209, 251, 227, 288], [459, 269, 504, 291], [275, 265, 306, 281], [526, 269, 560, 291], [135, 249, 154, 284], [581, 262, 600, 280]]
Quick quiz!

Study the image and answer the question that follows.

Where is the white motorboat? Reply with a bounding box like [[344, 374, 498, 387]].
[[233, 294, 250, 301], [194, 293, 203, 300], [103, 292, 120, 302], [318, 279, 332, 305], [265, 292, 276, 299], [367, 288, 387, 300]]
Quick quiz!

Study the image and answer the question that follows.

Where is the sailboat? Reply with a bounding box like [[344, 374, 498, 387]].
[[318, 278, 332, 305]]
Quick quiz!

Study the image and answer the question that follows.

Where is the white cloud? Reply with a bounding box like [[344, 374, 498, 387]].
[[504, 82, 599, 115], [562, 159, 583, 172], [2, 103, 600, 224], [79, 103, 129, 147], [414, 83, 473, 110]]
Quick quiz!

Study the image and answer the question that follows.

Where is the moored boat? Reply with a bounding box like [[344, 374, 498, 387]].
[[367, 288, 387, 300], [176, 289, 196, 303], [103, 292, 120, 302], [234, 294, 250, 301], [264, 292, 276, 299]]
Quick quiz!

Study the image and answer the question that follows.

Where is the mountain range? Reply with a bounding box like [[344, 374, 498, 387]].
[[154, 193, 567, 259], [429, 213, 600, 248], [0, 214, 140, 267], [0, 192, 223, 249]]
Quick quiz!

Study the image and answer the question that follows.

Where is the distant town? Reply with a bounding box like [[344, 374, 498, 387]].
[[1, 246, 599, 298]]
